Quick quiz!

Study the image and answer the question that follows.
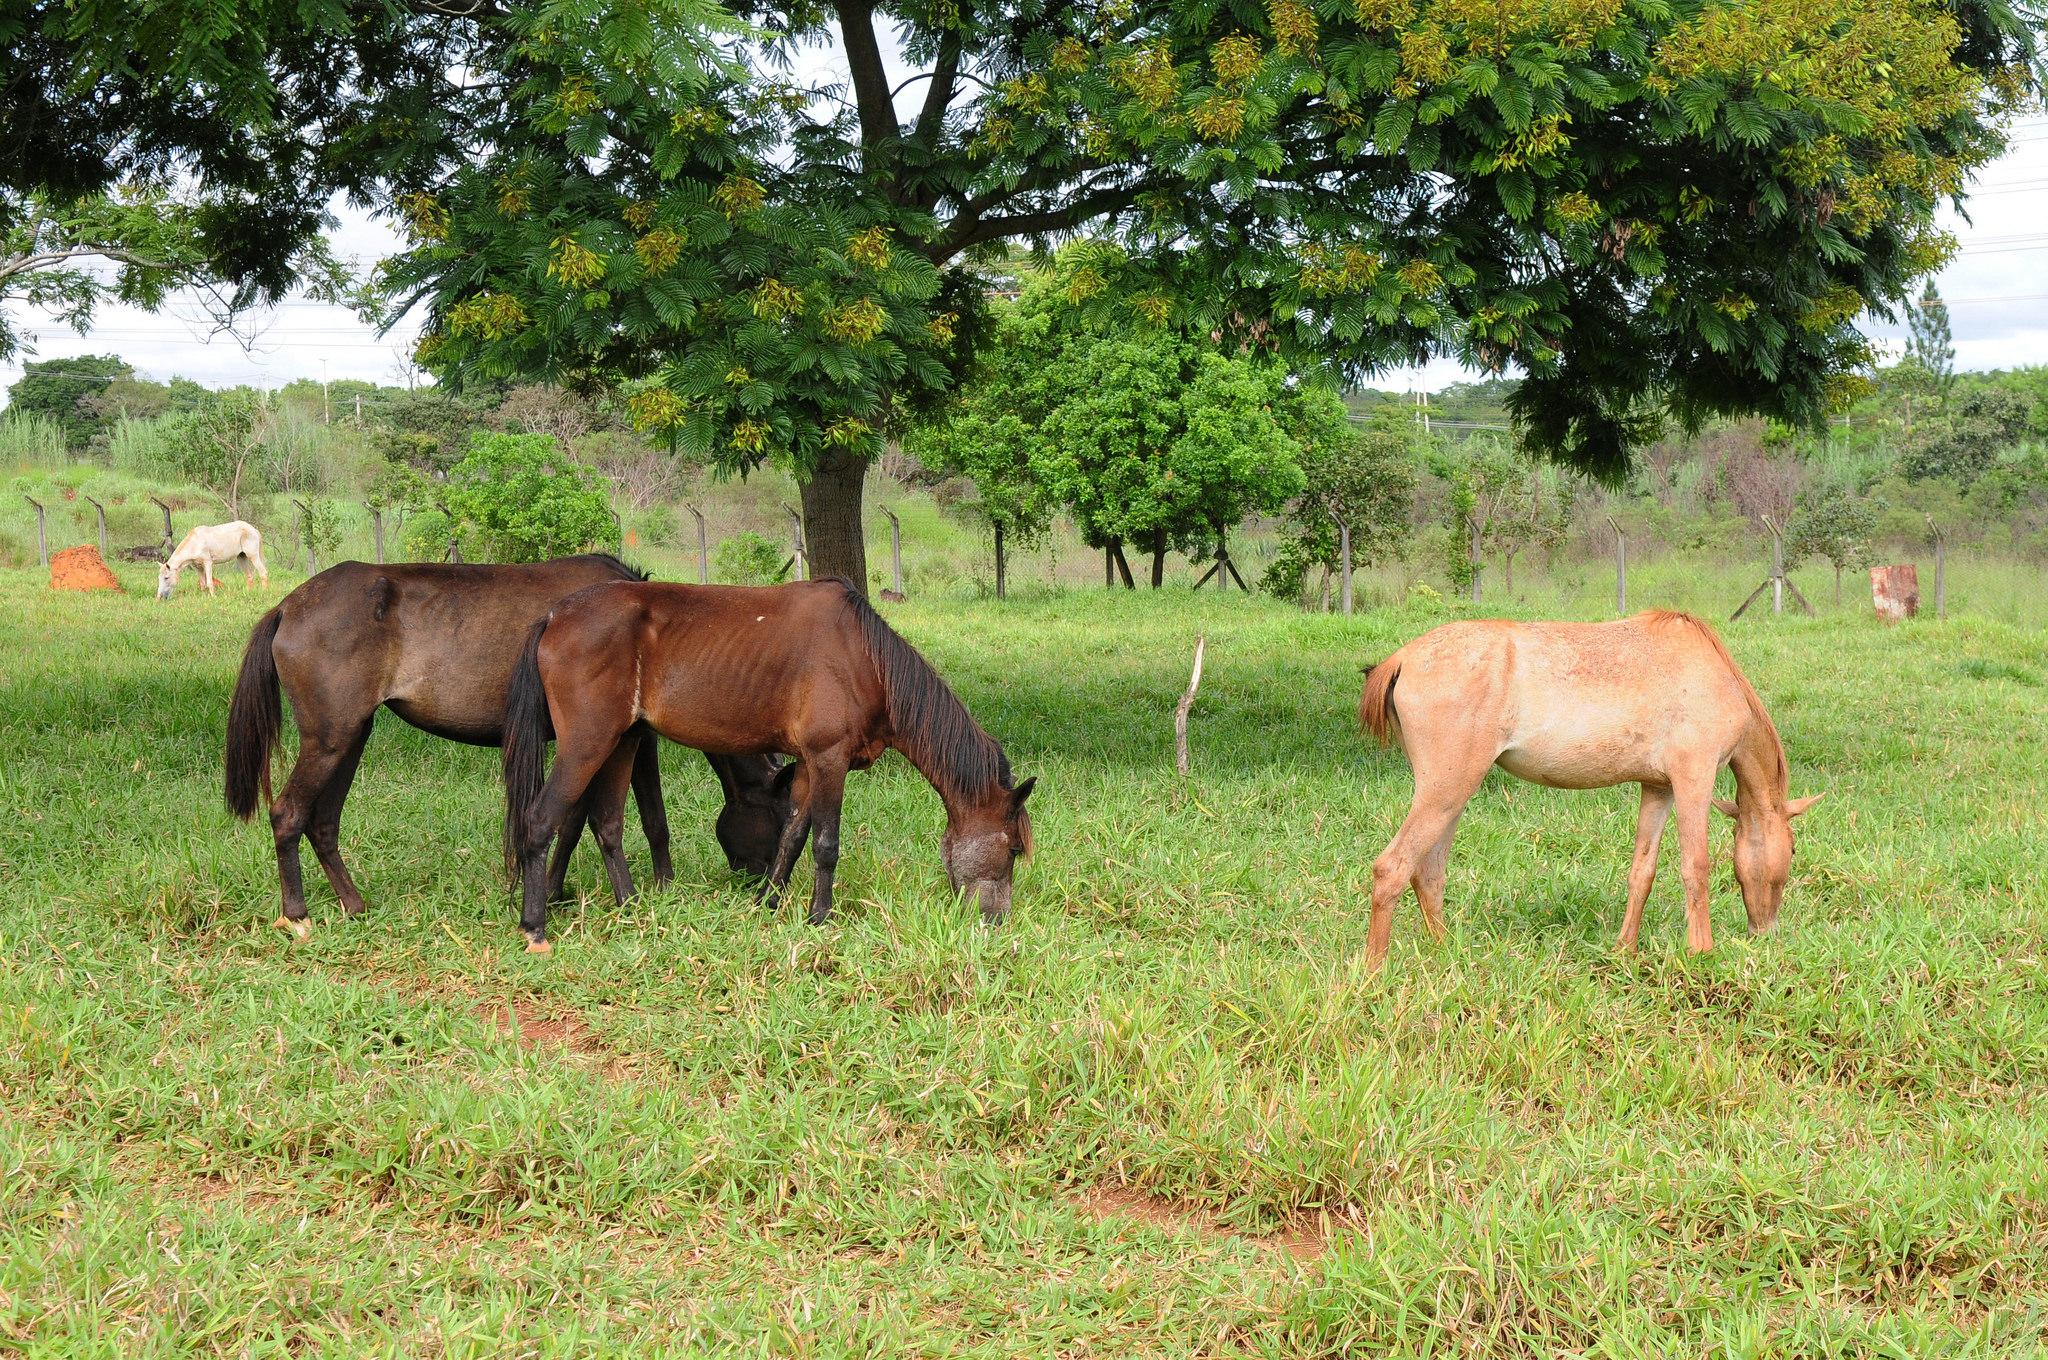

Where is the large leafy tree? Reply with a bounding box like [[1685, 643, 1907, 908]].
[[379, 0, 2033, 591], [18, 0, 2034, 587]]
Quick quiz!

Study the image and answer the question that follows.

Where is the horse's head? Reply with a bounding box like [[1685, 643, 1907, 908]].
[[716, 755, 800, 879], [156, 562, 177, 600], [942, 776, 1035, 925], [1715, 792, 1823, 933]]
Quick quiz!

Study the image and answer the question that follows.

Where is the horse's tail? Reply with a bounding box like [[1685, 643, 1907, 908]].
[[501, 617, 555, 873], [1359, 652, 1403, 745], [224, 607, 285, 820]]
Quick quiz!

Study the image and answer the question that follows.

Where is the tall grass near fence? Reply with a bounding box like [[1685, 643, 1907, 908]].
[[2, 569, 2045, 1355]]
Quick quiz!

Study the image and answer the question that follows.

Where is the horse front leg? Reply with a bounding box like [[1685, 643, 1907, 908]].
[[1670, 772, 1716, 954], [759, 765, 813, 916], [804, 759, 850, 927], [1618, 783, 1674, 952]]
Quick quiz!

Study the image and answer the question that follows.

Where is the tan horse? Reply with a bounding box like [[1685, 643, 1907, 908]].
[[1359, 611, 1820, 967]]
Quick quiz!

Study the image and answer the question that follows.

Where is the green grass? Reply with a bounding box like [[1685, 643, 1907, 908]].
[[3, 563, 2048, 1357]]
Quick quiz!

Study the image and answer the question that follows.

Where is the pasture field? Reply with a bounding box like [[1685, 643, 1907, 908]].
[[2, 563, 2047, 1357]]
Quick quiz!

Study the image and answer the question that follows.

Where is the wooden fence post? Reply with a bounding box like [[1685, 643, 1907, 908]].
[[1925, 515, 1946, 620], [883, 507, 902, 597], [23, 495, 47, 567], [148, 497, 173, 551], [84, 496, 108, 558], [1606, 515, 1627, 615], [366, 504, 385, 563], [783, 504, 807, 581], [686, 503, 708, 583]]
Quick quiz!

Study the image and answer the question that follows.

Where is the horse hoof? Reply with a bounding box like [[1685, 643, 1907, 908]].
[[274, 915, 312, 940], [525, 936, 553, 954]]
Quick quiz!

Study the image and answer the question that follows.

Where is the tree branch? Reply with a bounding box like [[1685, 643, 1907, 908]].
[[0, 246, 187, 284], [914, 30, 963, 146], [939, 184, 1150, 259]]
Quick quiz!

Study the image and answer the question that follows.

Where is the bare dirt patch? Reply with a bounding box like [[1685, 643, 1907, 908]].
[[1073, 1184, 1327, 1262], [477, 998, 605, 1053]]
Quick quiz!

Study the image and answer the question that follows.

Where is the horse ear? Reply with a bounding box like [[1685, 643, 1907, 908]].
[[1712, 798, 1739, 819], [1010, 776, 1036, 808], [1784, 792, 1824, 818], [771, 760, 800, 797]]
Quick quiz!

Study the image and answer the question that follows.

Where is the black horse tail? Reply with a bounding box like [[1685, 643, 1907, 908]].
[[502, 617, 555, 872], [225, 607, 285, 820]]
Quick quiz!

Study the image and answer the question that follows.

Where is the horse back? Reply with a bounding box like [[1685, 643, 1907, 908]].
[[269, 557, 641, 744]]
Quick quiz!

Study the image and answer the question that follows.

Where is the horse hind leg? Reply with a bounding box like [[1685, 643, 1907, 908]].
[[303, 721, 374, 916], [629, 725, 673, 888], [270, 728, 366, 936], [1617, 783, 1674, 952], [1410, 813, 1462, 944], [802, 757, 850, 927], [1368, 762, 1491, 970], [515, 736, 622, 952]]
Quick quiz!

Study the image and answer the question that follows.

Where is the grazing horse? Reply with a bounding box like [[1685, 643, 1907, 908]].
[[225, 556, 792, 938], [159, 521, 269, 598], [503, 576, 1034, 951], [1358, 611, 1821, 967]]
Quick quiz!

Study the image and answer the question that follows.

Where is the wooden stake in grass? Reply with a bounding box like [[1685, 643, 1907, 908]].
[[1925, 514, 1947, 620], [1175, 634, 1207, 778], [686, 503, 708, 584], [84, 496, 108, 558]]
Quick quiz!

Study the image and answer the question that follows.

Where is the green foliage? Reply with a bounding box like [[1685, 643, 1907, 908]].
[[1430, 436, 1574, 596], [1787, 482, 1880, 603], [926, 255, 1304, 581], [0, 412, 67, 467], [1903, 388, 2036, 485], [6, 354, 128, 447], [443, 432, 618, 563], [1906, 282, 1955, 395], [401, 508, 461, 563], [163, 391, 268, 519], [297, 498, 345, 563], [1262, 419, 1416, 604], [712, 529, 787, 585], [362, 0, 2030, 494]]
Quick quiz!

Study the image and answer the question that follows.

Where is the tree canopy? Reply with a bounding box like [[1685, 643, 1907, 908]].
[[11, 0, 2039, 584]]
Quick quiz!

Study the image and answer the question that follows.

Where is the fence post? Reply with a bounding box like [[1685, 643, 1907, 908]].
[[686, 503, 708, 583], [1766, 515, 1784, 616], [436, 502, 460, 563], [783, 504, 807, 581], [1331, 509, 1353, 616], [883, 507, 903, 596], [23, 496, 47, 567], [1925, 515, 1946, 620], [148, 497, 173, 551], [85, 496, 108, 558], [994, 519, 1007, 600], [1606, 515, 1627, 615], [366, 504, 385, 563]]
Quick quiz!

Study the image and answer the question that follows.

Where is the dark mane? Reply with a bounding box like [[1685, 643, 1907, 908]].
[[573, 552, 650, 582], [832, 578, 1012, 800]]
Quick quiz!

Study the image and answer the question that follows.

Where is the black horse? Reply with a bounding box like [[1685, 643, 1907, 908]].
[[226, 555, 792, 936]]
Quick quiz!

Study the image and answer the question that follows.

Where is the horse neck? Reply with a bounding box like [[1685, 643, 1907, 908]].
[[889, 732, 1001, 825], [1727, 717, 1787, 819]]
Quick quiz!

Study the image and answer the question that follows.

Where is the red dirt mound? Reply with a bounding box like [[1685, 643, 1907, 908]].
[[50, 544, 122, 592]]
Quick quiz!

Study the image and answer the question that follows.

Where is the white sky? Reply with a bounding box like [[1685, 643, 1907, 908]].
[[5, 108, 2045, 402]]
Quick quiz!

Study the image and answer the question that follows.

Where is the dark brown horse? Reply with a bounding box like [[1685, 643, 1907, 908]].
[[502, 577, 1034, 950], [225, 556, 792, 937]]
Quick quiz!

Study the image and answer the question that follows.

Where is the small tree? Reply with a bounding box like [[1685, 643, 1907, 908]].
[[1262, 420, 1415, 609], [1903, 389, 2034, 485], [1906, 283, 1955, 397], [443, 432, 618, 563], [1787, 484, 1879, 606], [170, 390, 267, 519]]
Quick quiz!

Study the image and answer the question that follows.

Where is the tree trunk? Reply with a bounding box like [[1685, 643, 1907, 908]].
[[1149, 528, 1167, 588], [1504, 548, 1516, 596], [798, 449, 872, 595], [1111, 542, 1135, 588], [994, 519, 1006, 600], [1834, 562, 1842, 607]]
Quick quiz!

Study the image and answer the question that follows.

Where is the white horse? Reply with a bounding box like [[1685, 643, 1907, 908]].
[[158, 521, 270, 599]]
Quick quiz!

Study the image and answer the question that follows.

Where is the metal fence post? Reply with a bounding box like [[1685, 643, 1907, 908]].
[[84, 496, 108, 558]]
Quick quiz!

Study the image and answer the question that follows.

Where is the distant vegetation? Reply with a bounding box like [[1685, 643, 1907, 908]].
[[3, 349, 2045, 624]]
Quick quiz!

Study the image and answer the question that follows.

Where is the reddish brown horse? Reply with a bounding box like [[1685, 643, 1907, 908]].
[[226, 556, 792, 937], [503, 577, 1035, 950]]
